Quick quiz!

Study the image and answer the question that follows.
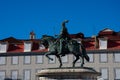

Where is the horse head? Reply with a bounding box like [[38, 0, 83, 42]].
[[41, 35, 55, 48]]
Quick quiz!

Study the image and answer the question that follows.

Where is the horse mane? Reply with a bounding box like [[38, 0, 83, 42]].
[[42, 35, 56, 41]]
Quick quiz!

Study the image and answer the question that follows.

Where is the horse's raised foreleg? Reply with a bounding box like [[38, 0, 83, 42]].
[[73, 55, 79, 67], [56, 55, 62, 68], [45, 52, 54, 61]]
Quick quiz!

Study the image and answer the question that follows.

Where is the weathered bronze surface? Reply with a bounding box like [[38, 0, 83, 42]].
[[41, 20, 89, 68]]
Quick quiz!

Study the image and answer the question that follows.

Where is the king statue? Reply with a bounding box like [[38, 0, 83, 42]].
[[58, 20, 71, 56]]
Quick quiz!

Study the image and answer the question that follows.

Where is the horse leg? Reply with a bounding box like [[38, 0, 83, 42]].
[[73, 55, 79, 67], [56, 55, 62, 68], [45, 52, 54, 61], [80, 55, 84, 67]]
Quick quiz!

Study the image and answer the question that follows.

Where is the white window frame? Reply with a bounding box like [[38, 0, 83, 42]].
[[100, 53, 108, 63], [61, 55, 68, 63], [100, 68, 109, 79], [39, 44, 45, 50], [114, 53, 120, 62], [12, 56, 19, 65], [24, 41, 32, 52], [88, 53, 94, 62], [11, 70, 18, 79], [114, 68, 120, 80], [48, 55, 56, 63], [0, 42, 8, 53], [23, 69, 31, 80], [99, 38, 107, 49], [36, 55, 43, 64], [0, 57, 6, 65], [0, 70, 6, 80], [24, 56, 31, 64]]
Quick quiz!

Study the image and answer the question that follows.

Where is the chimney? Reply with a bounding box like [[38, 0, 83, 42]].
[[95, 36, 99, 48], [92, 35, 99, 48], [30, 31, 36, 39]]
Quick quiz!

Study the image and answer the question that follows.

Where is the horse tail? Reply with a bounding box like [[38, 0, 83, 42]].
[[80, 44, 90, 62], [84, 54, 90, 62]]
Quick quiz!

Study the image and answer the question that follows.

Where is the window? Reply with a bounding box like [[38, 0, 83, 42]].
[[99, 38, 107, 49], [74, 54, 93, 63], [24, 41, 32, 52], [0, 42, 8, 53], [88, 54, 94, 62], [115, 68, 120, 80], [39, 44, 45, 50], [100, 53, 107, 62], [11, 70, 18, 79], [100, 68, 108, 79], [0, 57, 6, 65], [61, 55, 68, 63], [23, 70, 31, 80], [36, 55, 43, 64], [12, 56, 18, 65], [114, 53, 120, 62], [0, 71, 5, 80], [48, 55, 55, 63], [24, 56, 31, 64]]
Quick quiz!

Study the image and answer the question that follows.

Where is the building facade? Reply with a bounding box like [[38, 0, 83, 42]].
[[0, 29, 120, 80]]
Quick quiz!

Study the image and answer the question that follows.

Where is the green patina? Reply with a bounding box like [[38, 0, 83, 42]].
[[41, 20, 89, 68]]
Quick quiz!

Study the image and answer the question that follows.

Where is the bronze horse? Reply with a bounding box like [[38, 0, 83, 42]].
[[41, 35, 89, 68]]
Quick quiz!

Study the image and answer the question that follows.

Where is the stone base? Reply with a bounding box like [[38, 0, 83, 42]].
[[36, 67, 101, 80]]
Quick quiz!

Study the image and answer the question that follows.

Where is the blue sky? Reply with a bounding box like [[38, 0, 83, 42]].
[[0, 0, 120, 39]]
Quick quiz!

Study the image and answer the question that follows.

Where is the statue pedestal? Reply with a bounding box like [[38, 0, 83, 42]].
[[36, 67, 101, 80]]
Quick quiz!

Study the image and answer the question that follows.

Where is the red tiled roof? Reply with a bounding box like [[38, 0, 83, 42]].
[[0, 28, 120, 53], [8, 44, 24, 53], [0, 37, 23, 43]]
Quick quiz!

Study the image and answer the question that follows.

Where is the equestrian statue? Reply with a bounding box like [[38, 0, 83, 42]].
[[41, 20, 89, 68]]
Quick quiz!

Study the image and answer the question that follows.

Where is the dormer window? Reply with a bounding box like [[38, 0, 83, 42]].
[[0, 42, 8, 53], [24, 41, 32, 52], [99, 38, 107, 49], [39, 44, 45, 50]]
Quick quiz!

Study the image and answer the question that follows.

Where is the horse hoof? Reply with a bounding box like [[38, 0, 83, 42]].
[[59, 64, 62, 68], [73, 65, 75, 67], [59, 66, 62, 68]]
